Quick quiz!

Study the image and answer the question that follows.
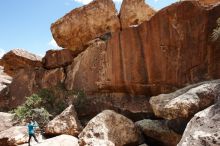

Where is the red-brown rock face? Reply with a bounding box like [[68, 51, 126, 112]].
[[7, 68, 65, 109], [0, 49, 42, 76], [120, 0, 156, 29], [51, 0, 120, 53], [181, 0, 220, 6], [42, 49, 76, 69], [65, 1, 220, 97]]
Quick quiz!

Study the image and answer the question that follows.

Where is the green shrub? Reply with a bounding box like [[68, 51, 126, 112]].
[[13, 94, 42, 120]]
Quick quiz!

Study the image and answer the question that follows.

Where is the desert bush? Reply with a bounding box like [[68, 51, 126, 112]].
[[13, 94, 51, 127]]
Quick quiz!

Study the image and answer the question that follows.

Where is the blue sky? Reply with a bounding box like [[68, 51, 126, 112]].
[[0, 0, 178, 57]]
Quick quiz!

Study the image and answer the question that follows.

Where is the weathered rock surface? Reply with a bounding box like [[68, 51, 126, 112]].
[[65, 1, 220, 97], [51, 0, 120, 52], [150, 80, 220, 120], [136, 119, 181, 146], [7, 68, 65, 109], [0, 49, 42, 76], [0, 112, 15, 132], [0, 66, 12, 110], [0, 66, 12, 91], [120, 0, 156, 29], [19, 135, 79, 146], [42, 49, 76, 69], [78, 110, 140, 146], [0, 126, 43, 146], [177, 103, 220, 146], [181, 0, 220, 6], [65, 39, 154, 120], [45, 105, 82, 136], [65, 39, 107, 94]]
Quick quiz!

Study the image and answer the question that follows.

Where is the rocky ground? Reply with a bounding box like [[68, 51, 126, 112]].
[[0, 0, 220, 146]]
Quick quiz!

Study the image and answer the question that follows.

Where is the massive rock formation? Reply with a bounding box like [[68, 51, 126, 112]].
[[177, 102, 220, 146], [42, 49, 76, 69], [120, 0, 156, 29], [150, 80, 220, 120], [65, 1, 220, 97], [45, 105, 82, 136], [78, 110, 140, 146], [136, 119, 181, 146], [0, 49, 42, 76], [51, 0, 120, 53]]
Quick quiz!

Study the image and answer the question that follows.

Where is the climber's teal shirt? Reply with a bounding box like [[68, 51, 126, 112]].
[[28, 122, 37, 135]]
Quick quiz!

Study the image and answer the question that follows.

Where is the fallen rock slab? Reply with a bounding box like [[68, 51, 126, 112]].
[[45, 105, 82, 136], [0, 126, 43, 146], [177, 102, 220, 146], [120, 0, 155, 29], [150, 80, 220, 120], [78, 110, 140, 146], [51, 0, 120, 53], [136, 119, 181, 146]]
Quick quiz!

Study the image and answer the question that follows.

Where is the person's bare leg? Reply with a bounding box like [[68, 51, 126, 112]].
[[33, 134, 39, 143], [28, 135, 32, 146]]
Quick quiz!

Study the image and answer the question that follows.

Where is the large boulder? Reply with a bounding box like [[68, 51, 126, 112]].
[[0, 49, 42, 76], [45, 105, 82, 136], [78, 110, 140, 146], [136, 119, 181, 146], [19, 135, 79, 146], [0, 112, 15, 132], [42, 49, 76, 69], [177, 102, 220, 146], [51, 0, 120, 53], [120, 0, 156, 29], [0, 126, 43, 146], [150, 80, 220, 120]]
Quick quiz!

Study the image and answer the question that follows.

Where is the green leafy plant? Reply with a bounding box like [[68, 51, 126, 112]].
[[13, 94, 51, 126], [211, 17, 220, 42]]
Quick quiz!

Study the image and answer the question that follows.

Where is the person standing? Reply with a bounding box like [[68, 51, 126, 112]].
[[28, 119, 39, 146]]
